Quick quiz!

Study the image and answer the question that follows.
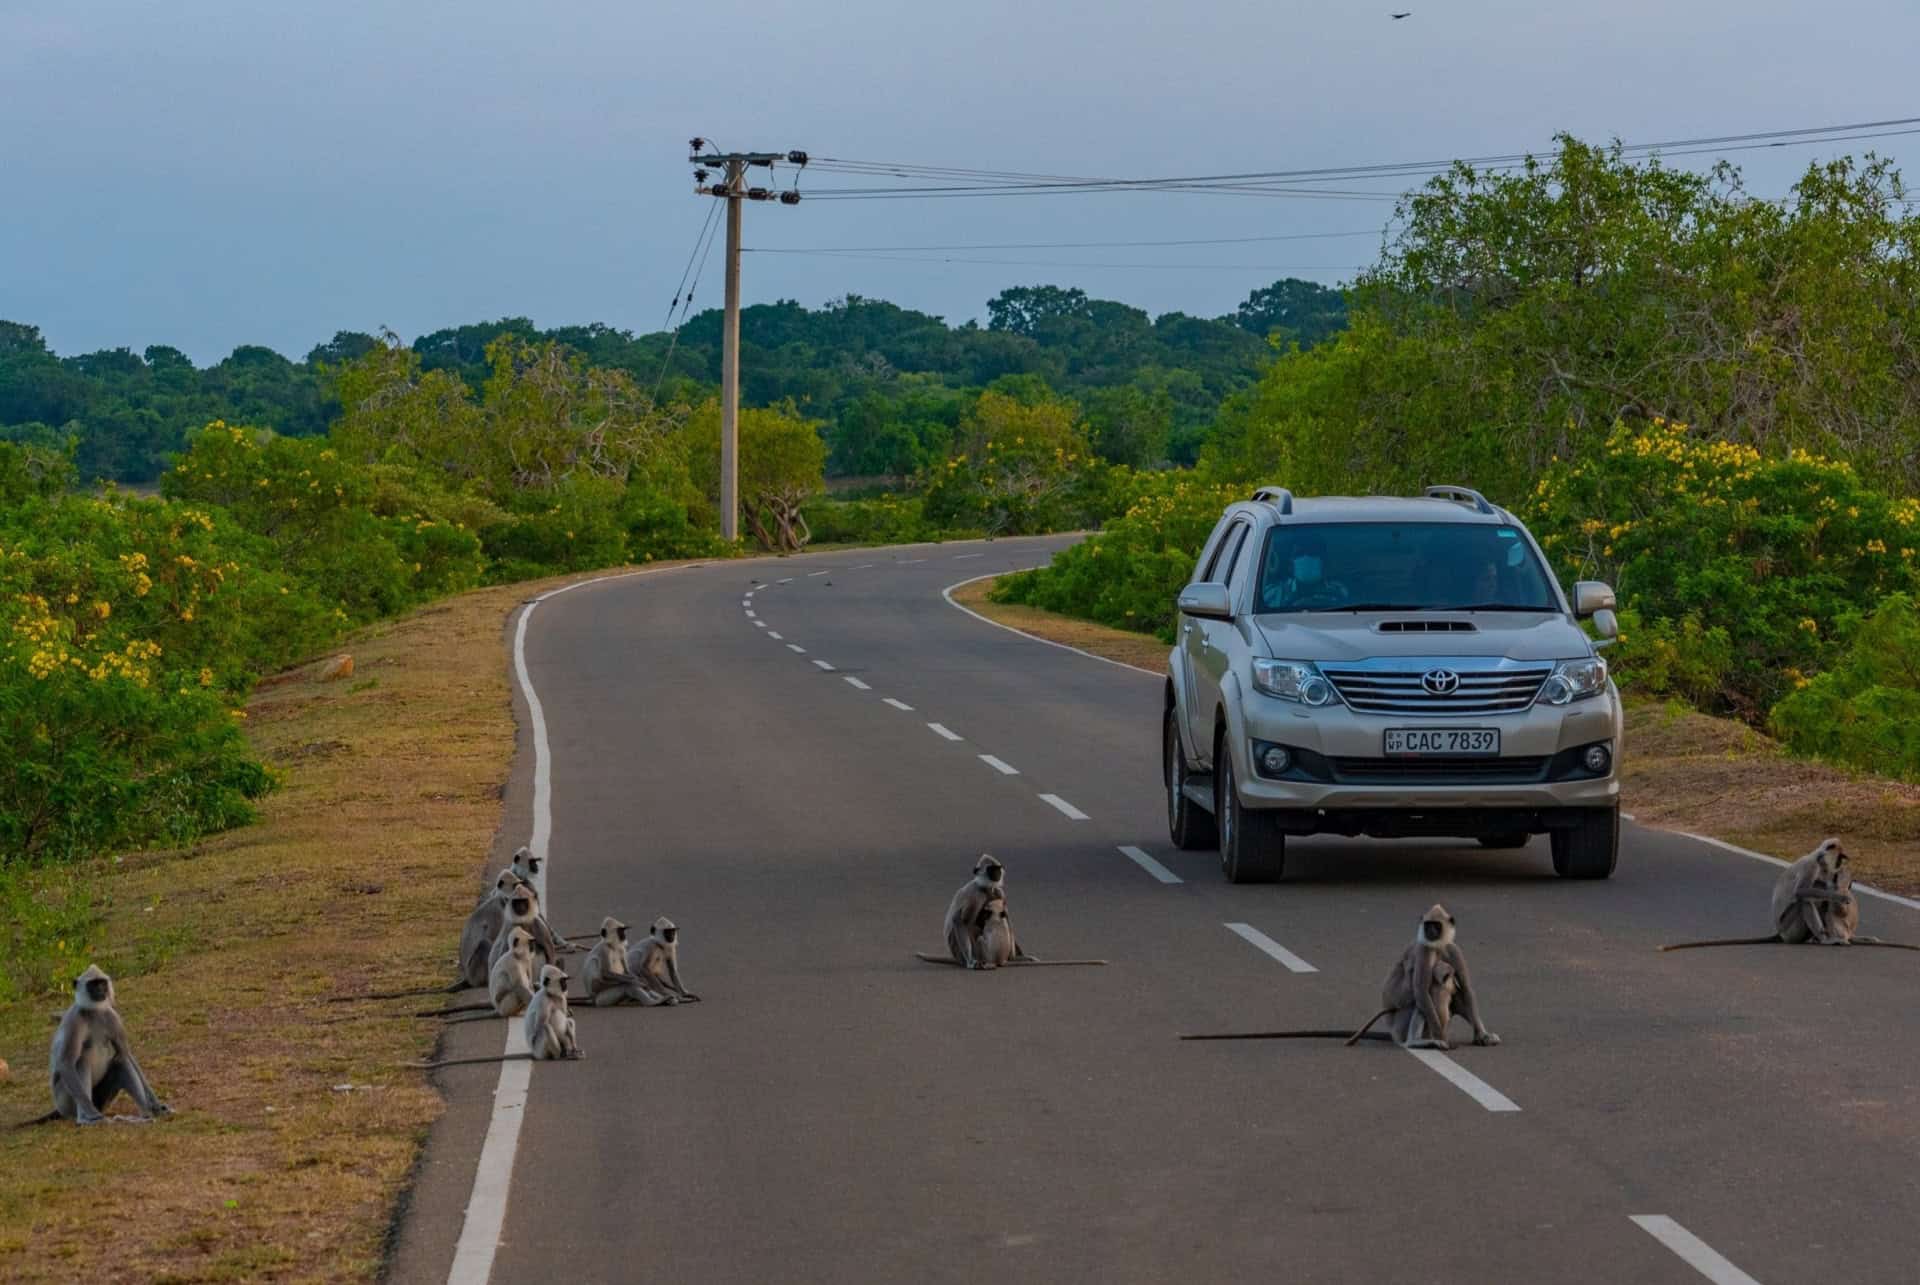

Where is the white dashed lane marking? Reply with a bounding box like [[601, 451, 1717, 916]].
[[768, 632, 783, 640], [953, 553, 984, 560], [1037, 793, 1089, 821], [899, 558, 926, 564], [745, 610, 756, 618], [788, 644, 807, 654], [1118, 845, 1182, 884], [843, 676, 871, 690], [754, 620, 767, 628], [808, 570, 831, 577], [812, 659, 835, 671], [1223, 922, 1317, 973], [883, 698, 914, 711], [778, 577, 794, 584], [853, 563, 875, 569], [1628, 1216, 1761, 1285], [978, 754, 1019, 775], [1404, 1049, 1521, 1114], [927, 722, 963, 741]]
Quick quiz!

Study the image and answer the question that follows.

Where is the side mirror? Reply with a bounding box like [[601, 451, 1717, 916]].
[[1572, 581, 1616, 619], [1176, 582, 1233, 621], [1590, 608, 1619, 643]]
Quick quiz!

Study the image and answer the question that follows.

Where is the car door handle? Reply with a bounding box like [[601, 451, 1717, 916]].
[[1183, 624, 1194, 635]]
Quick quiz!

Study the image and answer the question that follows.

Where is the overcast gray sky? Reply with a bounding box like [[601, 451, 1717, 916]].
[[3, 0, 1915, 364]]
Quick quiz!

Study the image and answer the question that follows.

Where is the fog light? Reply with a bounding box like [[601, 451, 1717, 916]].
[[1261, 745, 1292, 775], [1582, 743, 1611, 774]]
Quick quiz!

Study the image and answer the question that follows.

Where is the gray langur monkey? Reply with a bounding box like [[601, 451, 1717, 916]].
[[581, 917, 673, 1007], [1346, 904, 1499, 1050], [1659, 839, 1920, 951], [510, 845, 542, 888], [627, 916, 701, 1002], [942, 855, 1005, 969], [490, 927, 545, 1017], [487, 883, 567, 978], [975, 896, 1015, 970], [17, 966, 171, 1127], [457, 869, 527, 987], [400, 966, 584, 1071]]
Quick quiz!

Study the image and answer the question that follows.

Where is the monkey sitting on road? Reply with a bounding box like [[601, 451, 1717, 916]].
[[401, 966, 584, 1071], [974, 896, 1015, 970], [1179, 905, 1499, 1048], [581, 917, 674, 1006], [490, 927, 545, 1017], [1347, 904, 1499, 1049], [15, 966, 171, 1127], [915, 857, 1105, 968], [627, 916, 701, 1002], [488, 883, 568, 979], [1661, 838, 1920, 952]]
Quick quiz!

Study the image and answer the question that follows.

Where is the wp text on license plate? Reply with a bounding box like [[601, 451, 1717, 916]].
[[1384, 728, 1499, 756]]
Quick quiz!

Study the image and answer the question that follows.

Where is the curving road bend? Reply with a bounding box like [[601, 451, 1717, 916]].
[[389, 534, 1920, 1285]]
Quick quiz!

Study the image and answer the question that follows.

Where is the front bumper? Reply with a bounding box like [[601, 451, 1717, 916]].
[[1224, 676, 1623, 812]]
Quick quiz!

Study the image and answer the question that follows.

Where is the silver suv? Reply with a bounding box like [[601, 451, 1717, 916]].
[[1163, 485, 1623, 883]]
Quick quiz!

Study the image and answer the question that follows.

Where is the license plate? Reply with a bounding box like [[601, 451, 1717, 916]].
[[1384, 728, 1500, 756]]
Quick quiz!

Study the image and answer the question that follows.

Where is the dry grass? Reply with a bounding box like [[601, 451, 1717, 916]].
[[955, 575, 1920, 897], [0, 566, 691, 1282]]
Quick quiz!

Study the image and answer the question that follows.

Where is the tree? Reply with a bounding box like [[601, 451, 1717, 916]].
[[681, 400, 826, 551], [1232, 279, 1349, 347]]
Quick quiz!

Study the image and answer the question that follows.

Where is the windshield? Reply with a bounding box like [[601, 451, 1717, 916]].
[[1253, 522, 1561, 613]]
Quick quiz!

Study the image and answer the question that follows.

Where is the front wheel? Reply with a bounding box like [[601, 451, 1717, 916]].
[[1165, 707, 1216, 850], [1551, 806, 1619, 879], [1217, 740, 1285, 883]]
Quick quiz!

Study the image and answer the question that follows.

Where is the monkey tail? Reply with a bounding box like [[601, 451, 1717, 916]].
[[1008, 958, 1108, 967], [415, 1003, 498, 1018], [1344, 1009, 1393, 1046], [1657, 936, 1784, 952], [395, 1054, 535, 1071], [914, 952, 963, 966], [1852, 937, 1920, 951], [1180, 1029, 1392, 1042], [326, 982, 473, 1003], [10, 1109, 63, 1130]]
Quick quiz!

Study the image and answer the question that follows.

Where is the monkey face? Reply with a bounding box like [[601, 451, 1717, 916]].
[[511, 895, 533, 918], [1420, 904, 1454, 944], [976, 856, 1004, 883], [653, 916, 677, 943]]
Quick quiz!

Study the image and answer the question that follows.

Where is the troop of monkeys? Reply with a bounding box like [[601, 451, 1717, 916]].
[[16, 836, 1913, 1125]]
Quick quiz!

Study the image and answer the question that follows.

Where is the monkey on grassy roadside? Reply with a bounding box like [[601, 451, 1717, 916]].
[[1347, 905, 1499, 1051], [16, 966, 171, 1127], [943, 855, 1005, 969], [628, 916, 700, 1002], [581, 917, 673, 1007]]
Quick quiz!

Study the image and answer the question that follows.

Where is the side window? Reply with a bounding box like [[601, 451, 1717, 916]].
[[1190, 515, 1235, 583], [1224, 523, 1261, 596], [1205, 521, 1250, 585]]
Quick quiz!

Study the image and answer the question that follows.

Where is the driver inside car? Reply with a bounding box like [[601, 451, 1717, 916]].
[[1266, 533, 1349, 608]]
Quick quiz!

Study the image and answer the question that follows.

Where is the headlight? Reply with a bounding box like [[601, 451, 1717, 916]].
[[1252, 659, 1340, 706], [1537, 656, 1609, 706]]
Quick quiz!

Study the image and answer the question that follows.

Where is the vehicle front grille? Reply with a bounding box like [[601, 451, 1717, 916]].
[[1329, 756, 1550, 784], [1322, 665, 1551, 715]]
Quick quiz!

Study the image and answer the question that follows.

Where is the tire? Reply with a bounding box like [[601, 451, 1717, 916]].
[[1551, 806, 1619, 879], [1165, 707, 1216, 850], [1478, 832, 1531, 850], [1216, 737, 1285, 883]]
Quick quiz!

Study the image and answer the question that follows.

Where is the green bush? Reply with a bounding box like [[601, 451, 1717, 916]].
[[1770, 594, 1920, 777], [0, 863, 99, 1004], [992, 474, 1245, 640], [1531, 419, 1920, 718]]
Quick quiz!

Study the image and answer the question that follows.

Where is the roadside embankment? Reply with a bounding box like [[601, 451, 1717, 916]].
[[0, 565, 690, 1282], [952, 577, 1920, 897]]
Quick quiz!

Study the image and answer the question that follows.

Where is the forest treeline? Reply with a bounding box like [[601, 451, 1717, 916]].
[[0, 278, 1347, 484]]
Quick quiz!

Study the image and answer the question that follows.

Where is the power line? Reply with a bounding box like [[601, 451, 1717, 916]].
[[743, 229, 1384, 254], [738, 250, 1367, 271]]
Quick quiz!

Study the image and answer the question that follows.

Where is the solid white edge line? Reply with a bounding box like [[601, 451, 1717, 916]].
[[1666, 829, 1920, 913], [812, 659, 835, 671], [1629, 1216, 1763, 1285], [1403, 1048, 1522, 1113], [942, 571, 1161, 679], [1037, 793, 1090, 821], [1223, 922, 1317, 973], [927, 722, 963, 741], [883, 698, 914, 711], [453, 563, 684, 1285], [1118, 844, 1182, 884], [843, 676, 871, 690], [978, 754, 1019, 775]]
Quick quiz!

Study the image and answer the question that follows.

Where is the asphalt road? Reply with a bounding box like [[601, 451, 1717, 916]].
[[389, 534, 1920, 1285]]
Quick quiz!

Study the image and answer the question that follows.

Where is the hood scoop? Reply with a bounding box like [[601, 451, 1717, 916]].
[[1376, 619, 1478, 634]]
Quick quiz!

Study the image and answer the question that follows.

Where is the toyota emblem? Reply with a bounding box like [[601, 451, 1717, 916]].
[[1422, 668, 1461, 695]]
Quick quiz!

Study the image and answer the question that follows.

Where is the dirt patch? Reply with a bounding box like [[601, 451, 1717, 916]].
[[953, 575, 1920, 898], [0, 562, 703, 1282]]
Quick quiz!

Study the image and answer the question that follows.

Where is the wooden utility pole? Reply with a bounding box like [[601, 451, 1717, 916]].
[[690, 143, 805, 543]]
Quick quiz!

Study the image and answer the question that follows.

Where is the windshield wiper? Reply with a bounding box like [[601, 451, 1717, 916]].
[[1437, 602, 1559, 612]]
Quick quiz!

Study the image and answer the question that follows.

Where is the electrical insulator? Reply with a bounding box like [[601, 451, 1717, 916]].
[[688, 137, 706, 151], [786, 150, 809, 166], [693, 168, 709, 183], [746, 187, 771, 200], [779, 190, 802, 205]]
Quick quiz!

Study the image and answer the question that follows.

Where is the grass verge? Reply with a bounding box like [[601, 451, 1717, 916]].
[[957, 577, 1920, 897], [0, 565, 690, 1282]]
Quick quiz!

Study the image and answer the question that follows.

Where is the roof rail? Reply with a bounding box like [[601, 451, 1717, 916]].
[[1423, 484, 1495, 516], [1251, 486, 1294, 515]]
